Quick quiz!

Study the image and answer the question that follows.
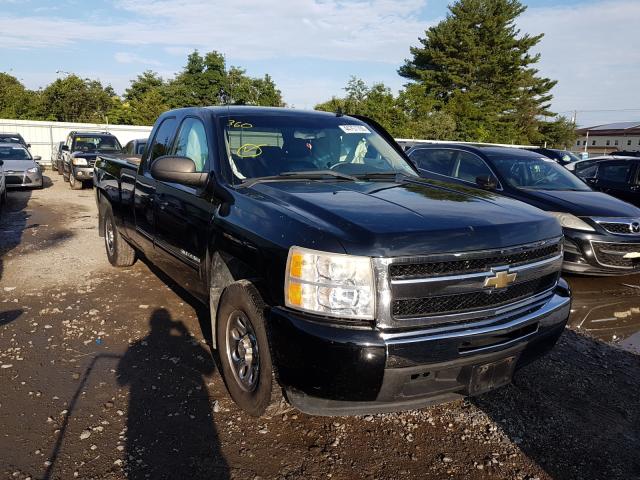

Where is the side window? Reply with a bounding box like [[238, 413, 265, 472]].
[[452, 151, 494, 183], [147, 117, 177, 166], [409, 149, 455, 176], [575, 163, 597, 179], [598, 162, 632, 183], [124, 141, 132, 154], [171, 117, 209, 173]]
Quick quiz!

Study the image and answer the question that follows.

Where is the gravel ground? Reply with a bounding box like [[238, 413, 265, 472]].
[[1, 175, 639, 480]]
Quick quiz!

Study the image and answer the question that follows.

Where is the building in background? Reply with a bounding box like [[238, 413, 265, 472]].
[[575, 122, 640, 155]]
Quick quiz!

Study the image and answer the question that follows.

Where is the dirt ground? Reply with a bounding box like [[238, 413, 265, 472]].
[[1, 174, 639, 480]]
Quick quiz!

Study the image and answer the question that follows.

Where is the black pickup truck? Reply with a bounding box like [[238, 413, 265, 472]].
[[94, 106, 571, 417]]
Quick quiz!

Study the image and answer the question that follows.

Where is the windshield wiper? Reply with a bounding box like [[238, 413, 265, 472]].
[[354, 171, 407, 181], [239, 170, 359, 188]]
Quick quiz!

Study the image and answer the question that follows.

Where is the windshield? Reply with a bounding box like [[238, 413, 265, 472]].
[[487, 152, 591, 191], [0, 135, 24, 144], [555, 150, 581, 164], [221, 114, 417, 182], [0, 145, 31, 160], [73, 135, 121, 152]]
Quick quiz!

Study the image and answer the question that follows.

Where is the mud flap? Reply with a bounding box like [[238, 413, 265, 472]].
[[467, 356, 517, 396]]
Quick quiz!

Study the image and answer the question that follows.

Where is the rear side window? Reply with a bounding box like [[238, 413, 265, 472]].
[[410, 149, 455, 176], [598, 163, 632, 183], [148, 117, 177, 164], [171, 118, 208, 173], [453, 151, 493, 183]]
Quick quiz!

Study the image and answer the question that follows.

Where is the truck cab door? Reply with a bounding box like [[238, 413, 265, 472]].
[[132, 116, 178, 256], [153, 116, 215, 299]]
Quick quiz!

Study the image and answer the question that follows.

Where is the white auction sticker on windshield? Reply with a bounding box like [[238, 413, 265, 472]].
[[339, 125, 370, 134]]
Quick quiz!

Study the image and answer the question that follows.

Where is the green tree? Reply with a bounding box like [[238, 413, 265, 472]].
[[399, 0, 556, 143], [538, 116, 578, 149], [0, 73, 40, 119], [40, 74, 114, 123]]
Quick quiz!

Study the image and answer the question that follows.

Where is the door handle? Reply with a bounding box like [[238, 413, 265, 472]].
[[158, 201, 169, 210]]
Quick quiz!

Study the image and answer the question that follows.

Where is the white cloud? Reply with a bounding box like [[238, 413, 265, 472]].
[[0, 0, 428, 63], [519, 0, 640, 126], [114, 52, 162, 66]]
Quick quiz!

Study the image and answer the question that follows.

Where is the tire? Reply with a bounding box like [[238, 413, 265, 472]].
[[0, 187, 6, 209], [216, 280, 281, 417], [57, 161, 63, 175], [69, 172, 82, 190], [102, 202, 136, 267]]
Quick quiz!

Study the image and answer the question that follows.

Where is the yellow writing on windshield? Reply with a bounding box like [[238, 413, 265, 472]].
[[228, 119, 253, 129], [237, 144, 266, 158]]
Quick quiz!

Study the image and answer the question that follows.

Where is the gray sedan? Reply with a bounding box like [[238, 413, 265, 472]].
[[0, 144, 43, 189]]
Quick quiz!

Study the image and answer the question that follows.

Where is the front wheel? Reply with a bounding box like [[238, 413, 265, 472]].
[[102, 203, 136, 267], [216, 281, 281, 416], [69, 172, 82, 190]]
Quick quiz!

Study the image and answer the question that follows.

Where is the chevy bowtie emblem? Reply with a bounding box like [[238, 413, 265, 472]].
[[484, 270, 517, 289]]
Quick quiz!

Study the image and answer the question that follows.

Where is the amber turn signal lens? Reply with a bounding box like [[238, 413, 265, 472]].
[[287, 282, 302, 306], [289, 252, 303, 278]]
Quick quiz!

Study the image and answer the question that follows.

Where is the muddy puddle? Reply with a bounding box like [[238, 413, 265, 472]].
[[567, 275, 640, 354]]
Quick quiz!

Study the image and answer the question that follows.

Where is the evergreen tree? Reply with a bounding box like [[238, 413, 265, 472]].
[[399, 0, 557, 143]]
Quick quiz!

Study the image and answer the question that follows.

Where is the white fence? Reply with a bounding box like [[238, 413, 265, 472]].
[[0, 119, 153, 166]]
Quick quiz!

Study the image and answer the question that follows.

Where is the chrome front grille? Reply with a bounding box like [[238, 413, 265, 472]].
[[593, 217, 640, 235], [389, 242, 561, 280], [373, 237, 563, 329]]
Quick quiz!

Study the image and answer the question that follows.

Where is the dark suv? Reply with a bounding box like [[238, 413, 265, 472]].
[[61, 131, 122, 189], [407, 144, 640, 275]]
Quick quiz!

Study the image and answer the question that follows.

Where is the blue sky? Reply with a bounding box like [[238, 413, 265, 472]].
[[1, 0, 638, 126]]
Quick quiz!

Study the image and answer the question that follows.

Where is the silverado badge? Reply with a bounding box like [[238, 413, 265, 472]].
[[484, 270, 517, 289]]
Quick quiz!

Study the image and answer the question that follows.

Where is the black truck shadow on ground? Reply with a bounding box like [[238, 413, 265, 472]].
[[0, 188, 32, 283], [476, 329, 640, 480], [115, 308, 229, 479]]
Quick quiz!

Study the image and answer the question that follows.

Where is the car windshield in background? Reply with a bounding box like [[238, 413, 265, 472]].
[[554, 150, 581, 163], [221, 115, 417, 182], [73, 136, 121, 152], [0, 136, 23, 144], [487, 153, 591, 191], [0, 145, 31, 160]]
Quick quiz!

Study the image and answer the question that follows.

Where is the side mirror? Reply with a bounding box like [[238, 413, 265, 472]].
[[150, 156, 208, 187], [476, 175, 497, 190], [33, 156, 42, 161], [61, 145, 69, 151], [0, 159, 4, 166]]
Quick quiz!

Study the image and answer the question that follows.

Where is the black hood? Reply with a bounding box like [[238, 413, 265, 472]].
[[245, 179, 561, 257], [516, 189, 640, 217]]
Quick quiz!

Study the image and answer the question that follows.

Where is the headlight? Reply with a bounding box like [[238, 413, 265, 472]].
[[549, 212, 595, 231], [72, 157, 88, 166], [284, 246, 375, 320], [26, 167, 39, 173]]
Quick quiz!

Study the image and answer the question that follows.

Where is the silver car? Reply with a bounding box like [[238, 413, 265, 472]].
[[0, 155, 6, 206], [0, 143, 43, 189]]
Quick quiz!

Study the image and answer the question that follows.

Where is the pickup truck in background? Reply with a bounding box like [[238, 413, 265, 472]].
[[62, 131, 122, 190], [94, 106, 571, 417]]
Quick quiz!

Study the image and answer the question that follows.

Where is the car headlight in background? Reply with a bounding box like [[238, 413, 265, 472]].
[[549, 212, 595, 231], [284, 246, 375, 320], [72, 157, 88, 166], [26, 167, 39, 173]]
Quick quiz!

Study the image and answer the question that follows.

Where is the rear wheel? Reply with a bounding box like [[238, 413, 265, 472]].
[[102, 203, 136, 267], [216, 281, 281, 416]]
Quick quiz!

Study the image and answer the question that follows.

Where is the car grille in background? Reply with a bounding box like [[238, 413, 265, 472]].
[[389, 242, 561, 280], [598, 222, 638, 235], [392, 273, 558, 318], [591, 241, 640, 269]]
